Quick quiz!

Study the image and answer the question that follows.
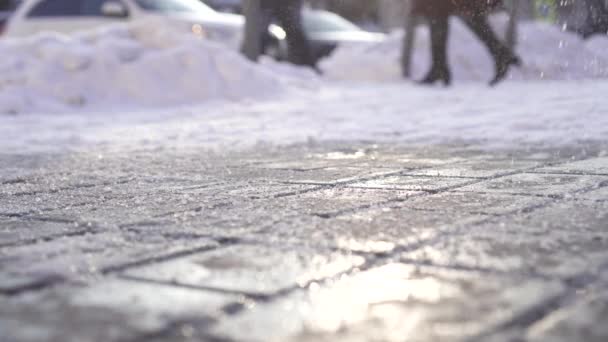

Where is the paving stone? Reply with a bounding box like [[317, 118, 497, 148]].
[[0, 154, 61, 183], [263, 167, 400, 185], [526, 287, 608, 342], [199, 164, 386, 185], [251, 158, 360, 171], [0, 175, 205, 218], [249, 145, 417, 166], [256, 206, 487, 253], [347, 175, 476, 192], [0, 231, 217, 292], [509, 200, 608, 236], [402, 191, 550, 215], [115, 213, 279, 240], [0, 272, 59, 295], [176, 181, 319, 201], [0, 168, 38, 185], [29, 178, 312, 216], [533, 156, 608, 175], [403, 201, 608, 277], [35, 187, 316, 230], [123, 244, 365, 296], [404, 159, 544, 178], [34, 187, 253, 226], [456, 173, 606, 197], [0, 189, 102, 216], [0, 218, 87, 248], [0, 171, 128, 197], [574, 185, 608, 201], [256, 187, 420, 217], [0, 278, 236, 342], [211, 264, 565, 342], [323, 152, 465, 170]]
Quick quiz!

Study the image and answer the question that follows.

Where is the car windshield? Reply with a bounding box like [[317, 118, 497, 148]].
[[302, 10, 360, 33], [135, 0, 215, 14]]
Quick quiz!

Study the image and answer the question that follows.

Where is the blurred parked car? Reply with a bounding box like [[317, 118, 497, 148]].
[[202, 0, 238, 13], [0, 11, 9, 34], [0, 0, 19, 35], [201, 1, 385, 63], [4, 0, 285, 55], [262, 9, 386, 64], [301, 9, 385, 62]]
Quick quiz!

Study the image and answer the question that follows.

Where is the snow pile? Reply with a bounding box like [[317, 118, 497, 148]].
[[321, 15, 608, 82], [0, 19, 315, 114]]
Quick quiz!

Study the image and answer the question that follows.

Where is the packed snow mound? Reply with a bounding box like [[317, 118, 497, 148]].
[[0, 19, 316, 114], [321, 14, 608, 82]]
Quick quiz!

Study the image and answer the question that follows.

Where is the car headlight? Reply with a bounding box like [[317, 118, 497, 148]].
[[191, 24, 207, 38], [268, 24, 286, 40]]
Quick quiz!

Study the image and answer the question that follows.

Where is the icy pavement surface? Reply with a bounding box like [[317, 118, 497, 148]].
[[1, 142, 608, 342]]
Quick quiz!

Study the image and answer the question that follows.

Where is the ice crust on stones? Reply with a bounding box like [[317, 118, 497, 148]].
[[321, 14, 608, 82], [0, 19, 315, 114]]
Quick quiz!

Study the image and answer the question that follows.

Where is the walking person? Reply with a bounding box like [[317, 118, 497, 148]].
[[241, 0, 315, 67], [411, 0, 521, 86]]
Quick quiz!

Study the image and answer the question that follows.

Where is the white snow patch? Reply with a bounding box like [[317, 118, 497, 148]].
[[321, 15, 608, 82], [0, 19, 316, 114]]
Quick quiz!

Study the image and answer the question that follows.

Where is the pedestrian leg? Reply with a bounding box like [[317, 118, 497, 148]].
[[461, 14, 521, 85], [241, 0, 269, 62], [272, 0, 315, 67], [419, 15, 451, 86], [401, 8, 418, 78]]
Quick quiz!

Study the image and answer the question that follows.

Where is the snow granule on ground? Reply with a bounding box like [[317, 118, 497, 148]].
[[0, 19, 316, 114], [321, 14, 608, 82]]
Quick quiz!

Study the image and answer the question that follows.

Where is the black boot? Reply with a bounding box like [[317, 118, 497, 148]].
[[490, 54, 521, 86], [418, 16, 452, 87], [418, 67, 452, 86]]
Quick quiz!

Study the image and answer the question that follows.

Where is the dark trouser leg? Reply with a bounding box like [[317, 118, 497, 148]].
[[461, 14, 510, 62], [461, 14, 520, 85], [241, 0, 271, 61], [430, 16, 449, 74], [271, 0, 315, 67], [420, 15, 451, 85]]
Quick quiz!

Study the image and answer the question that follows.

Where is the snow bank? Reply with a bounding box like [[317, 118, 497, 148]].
[[0, 19, 315, 114], [321, 15, 608, 82]]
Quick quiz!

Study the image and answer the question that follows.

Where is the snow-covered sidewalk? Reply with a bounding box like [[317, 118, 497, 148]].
[[1, 80, 607, 154]]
